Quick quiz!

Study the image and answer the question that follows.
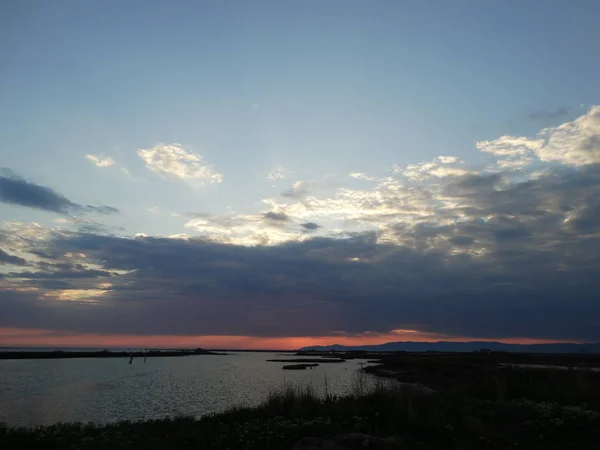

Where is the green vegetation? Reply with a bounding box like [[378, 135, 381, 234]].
[[364, 353, 600, 408], [3, 354, 600, 449]]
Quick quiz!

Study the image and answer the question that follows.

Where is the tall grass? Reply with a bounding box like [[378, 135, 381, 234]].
[[3, 377, 600, 450], [367, 355, 600, 407], [4, 365, 600, 450]]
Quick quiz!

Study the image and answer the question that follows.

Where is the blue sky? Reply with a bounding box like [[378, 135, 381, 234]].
[[1, 1, 600, 347]]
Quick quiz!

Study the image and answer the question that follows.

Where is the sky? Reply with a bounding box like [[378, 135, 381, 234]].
[[1, 0, 600, 349]]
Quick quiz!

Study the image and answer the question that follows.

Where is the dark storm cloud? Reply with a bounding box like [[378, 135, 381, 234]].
[[263, 211, 290, 222], [446, 173, 503, 195], [27, 279, 73, 290], [448, 236, 474, 246], [528, 107, 569, 121], [301, 222, 321, 232], [76, 222, 125, 234], [10, 268, 113, 279], [3, 163, 600, 343], [0, 168, 119, 215], [0, 249, 28, 266], [2, 207, 600, 342]]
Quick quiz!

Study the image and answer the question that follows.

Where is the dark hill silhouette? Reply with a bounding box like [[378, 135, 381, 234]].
[[299, 340, 600, 354]]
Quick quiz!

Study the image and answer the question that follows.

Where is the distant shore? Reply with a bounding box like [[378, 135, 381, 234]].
[[0, 349, 227, 360]]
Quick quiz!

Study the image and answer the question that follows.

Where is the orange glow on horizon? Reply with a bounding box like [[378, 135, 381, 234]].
[[0, 327, 584, 349]]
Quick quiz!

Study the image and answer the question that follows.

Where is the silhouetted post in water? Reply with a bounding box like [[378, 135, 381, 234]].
[[129, 351, 133, 364], [144, 349, 147, 363]]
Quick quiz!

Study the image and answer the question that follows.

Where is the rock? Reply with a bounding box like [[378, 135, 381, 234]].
[[292, 433, 402, 450]]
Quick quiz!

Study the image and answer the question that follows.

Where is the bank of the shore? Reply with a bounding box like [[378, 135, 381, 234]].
[[3, 353, 600, 449], [362, 352, 600, 410], [3, 376, 600, 449]]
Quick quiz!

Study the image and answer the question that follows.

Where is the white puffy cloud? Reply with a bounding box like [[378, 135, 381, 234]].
[[266, 166, 290, 180], [159, 107, 600, 250], [349, 172, 380, 181], [281, 181, 311, 198], [393, 159, 473, 181], [86, 155, 115, 168], [476, 136, 544, 157], [437, 156, 460, 164], [258, 177, 438, 245], [184, 211, 309, 246], [85, 154, 139, 179], [137, 143, 222, 185], [494, 157, 535, 170], [477, 106, 600, 167], [536, 106, 600, 166]]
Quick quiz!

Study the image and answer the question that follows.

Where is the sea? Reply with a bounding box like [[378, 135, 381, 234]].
[[0, 349, 374, 427]]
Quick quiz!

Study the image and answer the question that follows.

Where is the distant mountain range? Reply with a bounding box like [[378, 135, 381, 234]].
[[299, 341, 600, 354]]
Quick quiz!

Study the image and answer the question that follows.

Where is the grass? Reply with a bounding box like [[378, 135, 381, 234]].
[[364, 353, 600, 407], [3, 357, 600, 449]]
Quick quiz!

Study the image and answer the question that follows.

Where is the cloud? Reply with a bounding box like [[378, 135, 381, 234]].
[[301, 222, 321, 232], [0, 249, 28, 266], [478, 106, 600, 167], [4, 107, 600, 343], [52, 216, 125, 235], [536, 106, 600, 166], [86, 154, 115, 168], [349, 172, 380, 181], [137, 143, 222, 185], [266, 166, 289, 180], [392, 158, 473, 181], [528, 107, 569, 121], [263, 211, 290, 222], [282, 181, 311, 199], [183, 209, 310, 246], [0, 169, 119, 215], [13, 267, 114, 280], [86, 154, 137, 179], [2, 214, 600, 341], [437, 156, 460, 164], [494, 157, 535, 169], [476, 136, 544, 157]]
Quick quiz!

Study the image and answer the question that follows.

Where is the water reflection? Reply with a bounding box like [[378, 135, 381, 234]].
[[0, 352, 370, 427]]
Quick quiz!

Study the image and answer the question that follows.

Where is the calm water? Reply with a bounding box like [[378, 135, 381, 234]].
[[0, 352, 371, 427]]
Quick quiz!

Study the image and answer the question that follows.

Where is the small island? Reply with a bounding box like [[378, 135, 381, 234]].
[[282, 363, 319, 370], [266, 358, 345, 363]]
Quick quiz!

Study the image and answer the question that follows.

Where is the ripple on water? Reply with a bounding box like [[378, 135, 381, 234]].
[[0, 353, 376, 427]]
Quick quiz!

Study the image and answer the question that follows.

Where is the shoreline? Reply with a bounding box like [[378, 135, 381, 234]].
[[3, 379, 600, 450]]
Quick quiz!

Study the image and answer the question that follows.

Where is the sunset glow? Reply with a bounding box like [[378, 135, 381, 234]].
[[0, 327, 581, 350]]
